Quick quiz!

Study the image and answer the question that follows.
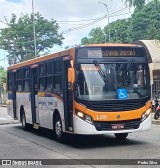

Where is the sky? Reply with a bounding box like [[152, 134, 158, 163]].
[[0, 0, 134, 69]]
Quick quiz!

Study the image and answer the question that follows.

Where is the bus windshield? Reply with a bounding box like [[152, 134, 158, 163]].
[[75, 63, 150, 101]]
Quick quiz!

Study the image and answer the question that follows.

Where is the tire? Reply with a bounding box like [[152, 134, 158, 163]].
[[154, 110, 160, 120], [114, 133, 128, 140], [54, 115, 64, 143], [21, 111, 28, 131]]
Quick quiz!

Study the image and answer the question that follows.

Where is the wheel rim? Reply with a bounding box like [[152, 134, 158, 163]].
[[55, 120, 62, 137]]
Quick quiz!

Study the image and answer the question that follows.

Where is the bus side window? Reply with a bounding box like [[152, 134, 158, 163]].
[[46, 76, 52, 91], [24, 80, 30, 91], [17, 80, 23, 91], [39, 78, 45, 91]]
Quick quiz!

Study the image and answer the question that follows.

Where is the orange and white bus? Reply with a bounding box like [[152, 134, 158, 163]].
[[7, 43, 151, 142]]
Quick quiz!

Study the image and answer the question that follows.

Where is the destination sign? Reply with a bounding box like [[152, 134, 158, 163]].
[[102, 50, 136, 57], [88, 49, 136, 58], [77, 47, 145, 58], [88, 50, 102, 58]]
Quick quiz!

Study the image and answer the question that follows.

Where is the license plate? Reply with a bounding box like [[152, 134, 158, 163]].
[[112, 124, 124, 129]]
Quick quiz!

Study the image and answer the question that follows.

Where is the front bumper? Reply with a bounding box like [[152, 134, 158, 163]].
[[73, 114, 151, 135]]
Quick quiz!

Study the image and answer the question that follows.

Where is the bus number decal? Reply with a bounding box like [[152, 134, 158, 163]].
[[97, 115, 107, 120]]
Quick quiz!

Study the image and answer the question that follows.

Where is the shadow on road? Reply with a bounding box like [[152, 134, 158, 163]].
[[15, 124, 147, 149]]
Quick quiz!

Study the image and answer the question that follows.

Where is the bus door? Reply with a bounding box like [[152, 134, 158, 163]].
[[63, 59, 73, 132], [30, 65, 39, 124], [12, 71, 17, 119]]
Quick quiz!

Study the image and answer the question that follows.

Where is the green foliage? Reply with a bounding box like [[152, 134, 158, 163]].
[[124, 0, 145, 9], [81, 19, 132, 45], [129, 1, 160, 41], [0, 13, 64, 64], [81, 27, 105, 45], [0, 66, 7, 83], [81, 0, 160, 44], [104, 19, 131, 43]]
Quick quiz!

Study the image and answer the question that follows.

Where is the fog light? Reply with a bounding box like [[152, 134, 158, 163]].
[[85, 115, 92, 124]]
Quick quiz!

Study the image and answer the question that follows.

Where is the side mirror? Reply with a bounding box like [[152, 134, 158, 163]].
[[68, 68, 75, 83]]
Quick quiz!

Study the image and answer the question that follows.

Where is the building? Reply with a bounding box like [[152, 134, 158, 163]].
[[134, 40, 160, 98]]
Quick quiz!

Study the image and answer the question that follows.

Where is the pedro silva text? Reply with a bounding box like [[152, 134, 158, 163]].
[[138, 161, 158, 165]]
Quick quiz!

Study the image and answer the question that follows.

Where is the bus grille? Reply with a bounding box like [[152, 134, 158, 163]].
[[89, 100, 146, 112], [94, 119, 141, 131]]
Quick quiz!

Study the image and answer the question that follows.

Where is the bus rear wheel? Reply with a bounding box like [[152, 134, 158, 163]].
[[114, 133, 128, 140], [54, 115, 64, 143]]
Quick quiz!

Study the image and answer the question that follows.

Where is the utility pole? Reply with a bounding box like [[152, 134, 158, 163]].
[[98, 2, 111, 43], [32, 0, 37, 57]]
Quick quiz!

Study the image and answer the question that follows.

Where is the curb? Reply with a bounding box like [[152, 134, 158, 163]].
[[0, 122, 20, 125], [152, 121, 160, 125], [151, 113, 160, 125], [0, 105, 7, 107]]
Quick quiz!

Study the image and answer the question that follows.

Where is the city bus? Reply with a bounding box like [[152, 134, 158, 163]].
[[7, 43, 152, 142]]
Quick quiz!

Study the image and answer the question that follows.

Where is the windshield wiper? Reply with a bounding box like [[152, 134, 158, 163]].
[[93, 60, 106, 82]]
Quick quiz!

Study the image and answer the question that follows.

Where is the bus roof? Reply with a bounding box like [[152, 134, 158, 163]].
[[8, 47, 76, 70], [7, 43, 141, 70], [85, 43, 138, 47]]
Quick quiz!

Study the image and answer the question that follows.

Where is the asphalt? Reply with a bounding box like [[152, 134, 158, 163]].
[[0, 104, 160, 125]]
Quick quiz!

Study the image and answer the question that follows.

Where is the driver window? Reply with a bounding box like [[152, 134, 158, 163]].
[[137, 64, 144, 87]]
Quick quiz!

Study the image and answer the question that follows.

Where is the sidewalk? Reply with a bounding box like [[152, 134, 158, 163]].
[[0, 105, 19, 125], [151, 112, 160, 125]]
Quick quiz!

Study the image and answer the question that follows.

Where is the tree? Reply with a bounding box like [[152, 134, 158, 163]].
[[124, 0, 159, 9], [129, 1, 160, 41], [0, 66, 7, 83], [0, 13, 64, 65], [81, 0, 160, 45], [0, 66, 7, 104], [81, 27, 105, 45], [104, 18, 131, 43], [124, 0, 146, 9], [81, 19, 131, 45]]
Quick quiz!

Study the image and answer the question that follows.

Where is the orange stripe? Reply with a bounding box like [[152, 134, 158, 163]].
[[8, 43, 139, 71], [8, 48, 75, 70], [74, 100, 151, 121], [86, 43, 137, 47]]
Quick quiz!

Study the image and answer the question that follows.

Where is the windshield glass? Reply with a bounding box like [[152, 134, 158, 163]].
[[75, 63, 150, 101]]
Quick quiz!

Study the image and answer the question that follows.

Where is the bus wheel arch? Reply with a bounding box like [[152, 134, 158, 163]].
[[53, 109, 64, 142]]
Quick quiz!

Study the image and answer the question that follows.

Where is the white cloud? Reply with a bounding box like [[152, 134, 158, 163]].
[[0, 0, 133, 67]]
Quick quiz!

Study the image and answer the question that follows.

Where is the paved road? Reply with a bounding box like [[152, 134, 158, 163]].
[[0, 123, 160, 167], [1, 106, 160, 167]]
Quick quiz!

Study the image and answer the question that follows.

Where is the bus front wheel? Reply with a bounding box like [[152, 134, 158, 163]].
[[114, 133, 128, 140], [21, 111, 28, 131], [54, 115, 64, 143]]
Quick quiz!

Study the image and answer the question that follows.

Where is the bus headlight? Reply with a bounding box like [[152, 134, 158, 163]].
[[77, 111, 84, 118], [141, 108, 151, 122], [76, 111, 93, 124]]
